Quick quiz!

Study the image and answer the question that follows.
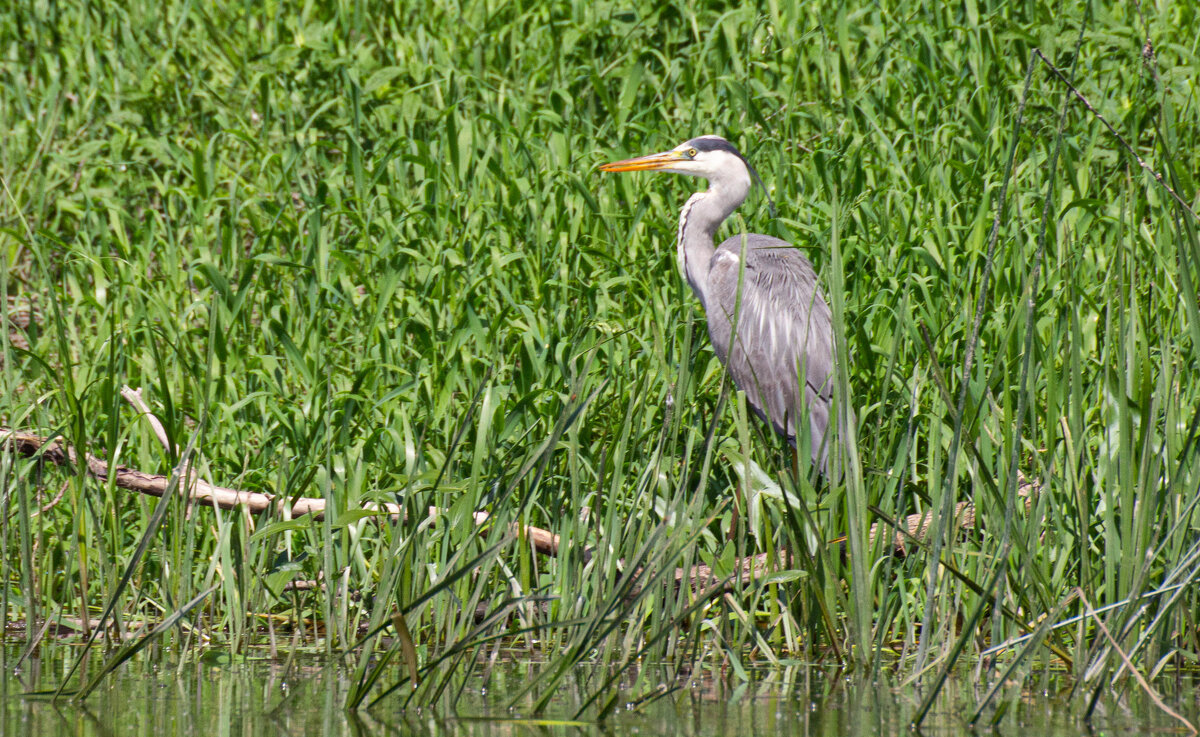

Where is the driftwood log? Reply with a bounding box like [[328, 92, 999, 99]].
[[0, 428, 568, 553], [1, 426, 1032, 594]]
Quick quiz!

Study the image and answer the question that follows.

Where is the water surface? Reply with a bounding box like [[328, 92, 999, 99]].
[[2, 645, 1195, 735]]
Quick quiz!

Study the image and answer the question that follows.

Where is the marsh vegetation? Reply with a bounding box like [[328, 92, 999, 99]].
[[2, 0, 1199, 728]]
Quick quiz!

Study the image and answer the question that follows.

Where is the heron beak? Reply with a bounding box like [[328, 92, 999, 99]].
[[599, 150, 687, 173]]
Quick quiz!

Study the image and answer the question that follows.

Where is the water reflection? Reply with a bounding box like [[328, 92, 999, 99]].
[[2, 645, 1196, 736]]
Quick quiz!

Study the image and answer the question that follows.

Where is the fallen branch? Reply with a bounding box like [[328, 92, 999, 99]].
[[0, 428, 561, 556], [1, 428, 364, 518], [1, 427, 1031, 591]]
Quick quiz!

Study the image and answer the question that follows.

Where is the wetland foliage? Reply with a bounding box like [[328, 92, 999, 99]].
[[2, 0, 1199, 726]]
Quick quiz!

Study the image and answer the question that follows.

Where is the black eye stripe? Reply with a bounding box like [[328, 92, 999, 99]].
[[686, 136, 742, 156]]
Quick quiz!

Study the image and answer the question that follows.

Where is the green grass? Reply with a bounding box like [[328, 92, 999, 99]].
[[2, 0, 1200, 723]]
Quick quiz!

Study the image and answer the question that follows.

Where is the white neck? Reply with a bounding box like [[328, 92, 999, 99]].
[[675, 178, 750, 307]]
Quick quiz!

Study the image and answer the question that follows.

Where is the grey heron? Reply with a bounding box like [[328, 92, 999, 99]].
[[601, 135, 834, 470]]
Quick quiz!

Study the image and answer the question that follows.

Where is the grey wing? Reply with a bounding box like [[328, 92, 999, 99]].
[[703, 233, 834, 467]]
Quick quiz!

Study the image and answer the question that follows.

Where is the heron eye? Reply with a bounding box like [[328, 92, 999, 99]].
[[687, 148, 698, 158]]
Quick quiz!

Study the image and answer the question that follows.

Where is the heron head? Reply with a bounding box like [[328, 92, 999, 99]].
[[600, 135, 745, 178], [601, 135, 772, 213]]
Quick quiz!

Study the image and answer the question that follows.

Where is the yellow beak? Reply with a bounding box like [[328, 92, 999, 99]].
[[599, 150, 687, 173]]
